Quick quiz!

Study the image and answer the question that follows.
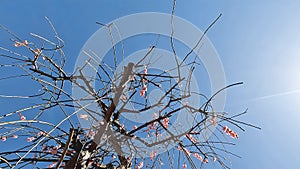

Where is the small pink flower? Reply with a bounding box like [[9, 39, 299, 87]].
[[23, 40, 28, 45], [178, 146, 191, 156], [48, 162, 57, 168], [12, 134, 18, 139], [222, 126, 238, 139], [143, 65, 147, 74], [136, 161, 144, 169], [18, 113, 26, 121], [34, 48, 41, 58], [162, 117, 169, 129], [149, 122, 156, 130], [213, 157, 217, 162], [193, 153, 203, 161], [222, 126, 228, 132], [14, 42, 21, 47], [182, 163, 187, 169], [13, 40, 28, 47], [150, 150, 157, 161], [140, 85, 147, 97], [79, 114, 88, 120], [26, 137, 35, 142], [133, 125, 138, 130], [203, 159, 209, 163], [186, 134, 197, 143], [1, 136, 7, 141], [37, 131, 45, 136]]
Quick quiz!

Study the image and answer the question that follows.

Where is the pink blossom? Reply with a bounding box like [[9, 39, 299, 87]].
[[47, 162, 57, 168], [193, 153, 203, 161], [178, 146, 191, 156], [37, 131, 45, 136], [13, 40, 27, 47], [18, 113, 26, 121], [34, 48, 41, 58], [26, 137, 35, 142], [136, 161, 144, 169], [222, 126, 238, 139], [182, 163, 187, 169], [140, 85, 147, 97], [186, 134, 197, 143], [79, 114, 88, 120], [133, 125, 138, 130], [213, 157, 217, 162], [203, 159, 209, 163], [143, 65, 147, 74], [150, 150, 157, 160], [149, 122, 156, 130], [12, 134, 18, 139], [23, 40, 28, 45], [162, 117, 169, 129], [1, 136, 7, 142], [14, 42, 21, 47]]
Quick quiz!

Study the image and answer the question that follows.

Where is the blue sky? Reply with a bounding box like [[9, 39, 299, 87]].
[[1, 0, 300, 168]]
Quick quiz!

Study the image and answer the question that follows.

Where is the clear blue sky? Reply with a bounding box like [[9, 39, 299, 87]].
[[1, 0, 300, 168]]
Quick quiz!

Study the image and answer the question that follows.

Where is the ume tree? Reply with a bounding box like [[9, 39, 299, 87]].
[[0, 2, 259, 169]]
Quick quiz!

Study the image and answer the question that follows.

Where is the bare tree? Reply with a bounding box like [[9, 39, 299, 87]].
[[0, 2, 259, 169]]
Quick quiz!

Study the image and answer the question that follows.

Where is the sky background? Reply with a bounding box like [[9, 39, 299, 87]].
[[1, 0, 300, 169]]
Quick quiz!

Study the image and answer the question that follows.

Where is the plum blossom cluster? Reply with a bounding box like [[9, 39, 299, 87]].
[[14, 40, 28, 47], [140, 65, 148, 97], [150, 150, 157, 161], [135, 161, 144, 169], [222, 126, 238, 139], [185, 134, 197, 143], [177, 146, 213, 164], [162, 117, 169, 129]]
